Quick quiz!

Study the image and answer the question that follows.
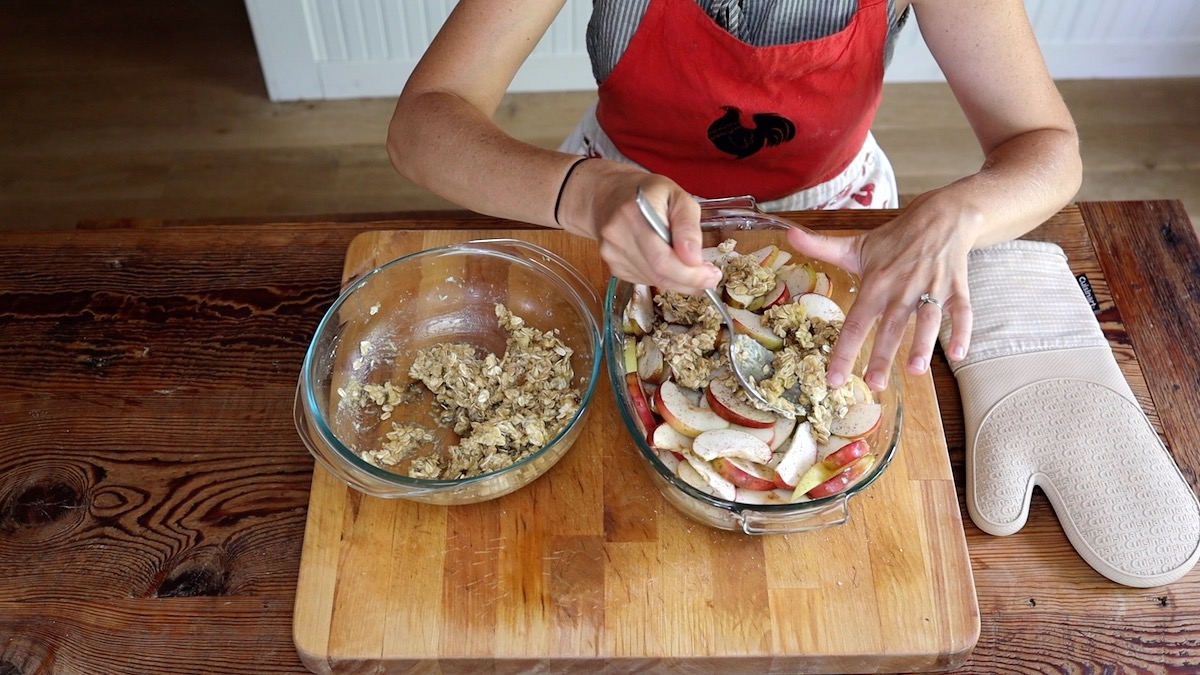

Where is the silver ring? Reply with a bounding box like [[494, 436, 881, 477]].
[[917, 293, 943, 310]]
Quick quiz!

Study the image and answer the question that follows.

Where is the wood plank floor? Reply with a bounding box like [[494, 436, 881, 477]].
[[2, 1, 1198, 231]]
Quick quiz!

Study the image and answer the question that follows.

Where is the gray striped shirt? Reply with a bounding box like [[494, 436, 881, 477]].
[[587, 0, 909, 83]]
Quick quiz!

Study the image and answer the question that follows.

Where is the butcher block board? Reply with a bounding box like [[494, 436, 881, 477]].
[[293, 229, 980, 674]]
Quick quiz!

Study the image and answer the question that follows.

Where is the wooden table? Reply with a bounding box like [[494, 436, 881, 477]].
[[1, 201, 1197, 674]]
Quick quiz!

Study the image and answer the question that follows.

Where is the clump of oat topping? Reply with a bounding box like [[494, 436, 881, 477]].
[[638, 238, 859, 443], [335, 303, 581, 480]]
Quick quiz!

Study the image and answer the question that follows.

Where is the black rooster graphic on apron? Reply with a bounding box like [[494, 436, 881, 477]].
[[707, 106, 796, 159]]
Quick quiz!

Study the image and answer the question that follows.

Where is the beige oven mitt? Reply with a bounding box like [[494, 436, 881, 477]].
[[939, 240, 1200, 587]]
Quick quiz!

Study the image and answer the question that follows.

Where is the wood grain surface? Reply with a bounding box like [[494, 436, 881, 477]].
[[292, 229, 979, 674], [0, 203, 1197, 675]]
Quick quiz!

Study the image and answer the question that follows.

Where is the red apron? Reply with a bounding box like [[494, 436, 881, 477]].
[[595, 0, 888, 201]]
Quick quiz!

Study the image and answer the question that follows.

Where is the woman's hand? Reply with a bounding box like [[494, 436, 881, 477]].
[[787, 0, 1082, 390], [557, 158, 722, 295], [786, 190, 975, 391]]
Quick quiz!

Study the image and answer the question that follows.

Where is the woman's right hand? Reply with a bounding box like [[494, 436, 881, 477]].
[[556, 158, 722, 295]]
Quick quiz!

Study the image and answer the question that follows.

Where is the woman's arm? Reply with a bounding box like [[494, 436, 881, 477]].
[[789, 0, 1082, 391], [387, 0, 719, 293]]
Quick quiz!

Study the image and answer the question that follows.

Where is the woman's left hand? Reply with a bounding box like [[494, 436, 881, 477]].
[[786, 191, 975, 391]]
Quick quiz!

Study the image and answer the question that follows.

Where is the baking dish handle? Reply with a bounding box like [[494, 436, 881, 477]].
[[736, 496, 850, 535]]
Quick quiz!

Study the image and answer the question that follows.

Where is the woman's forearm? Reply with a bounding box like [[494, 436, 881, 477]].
[[919, 126, 1083, 249], [387, 90, 582, 229]]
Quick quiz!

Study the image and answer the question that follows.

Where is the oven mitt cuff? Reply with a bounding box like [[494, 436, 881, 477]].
[[939, 240, 1200, 587]]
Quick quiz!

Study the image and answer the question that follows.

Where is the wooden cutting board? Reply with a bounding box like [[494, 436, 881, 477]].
[[293, 229, 979, 674]]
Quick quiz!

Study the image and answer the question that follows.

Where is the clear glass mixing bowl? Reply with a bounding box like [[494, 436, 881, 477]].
[[296, 238, 602, 505]]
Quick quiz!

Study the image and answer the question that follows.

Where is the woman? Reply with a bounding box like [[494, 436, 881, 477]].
[[386, 0, 1082, 392]]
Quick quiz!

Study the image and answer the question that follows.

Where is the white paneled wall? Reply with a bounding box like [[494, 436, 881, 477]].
[[246, 0, 1200, 101], [887, 0, 1200, 81], [246, 0, 593, 100]]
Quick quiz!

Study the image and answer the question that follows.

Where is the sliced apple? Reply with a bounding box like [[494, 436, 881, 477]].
[[692, 428, 773, 464], [771, 421, 818, 489], [622, 337, 656, 440], [815, 434, 854, 462], [749, 244, 780, 268], [782, 263, 817, 296], [712, 457, 778, 491], [636, 335, 666, 384], [795, 292, 846, 323], [623, 283, 655, 336], [762, 279, 790, 308], [805, 454, 876, 499], [677, 459, 719, 497], [725, 305, 784, 350], [790, 438, 870, 498], [813, 272, 833, 297], [729, 423, 775, 446], [681, 451, 737, 501], [714, 326, 731, 350], [655, 448, 681, 473], [734, 487, 795, 505], [654, 380, 730, 438], [724, 287, 764, 311], [705, 376, 777, 429], [830, 403, 882, 438], [849, 374, 873, 404], [822, 438, 869, 470], [766, 414, 798, 452], [651, 422, 694, 456]]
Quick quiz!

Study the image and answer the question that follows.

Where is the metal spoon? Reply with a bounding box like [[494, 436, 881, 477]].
[[634, 187, 796, 418]]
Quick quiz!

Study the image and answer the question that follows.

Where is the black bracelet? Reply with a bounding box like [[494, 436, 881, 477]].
[[553, 156, 591, 227]]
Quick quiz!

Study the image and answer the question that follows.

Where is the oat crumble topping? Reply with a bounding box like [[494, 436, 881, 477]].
[[642, 241, 858, 441], [338, 303, 581, 480], [723, 250, 776, 299]]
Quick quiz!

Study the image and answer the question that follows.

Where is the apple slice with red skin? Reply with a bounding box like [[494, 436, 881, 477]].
[[795, 292, 846, 323], [805, 454, 877, 499], [815, 434, 854, 462], [705, 376, 777, 429], [622, 337, 657, 440], [655, 380, 730, 438], [771, 421, 818, 489], [712, 457, 778, 491], [790, 438, 870, 498], [762, 279, 790, 308], [680, 451, 737, 501], [691, 428, 773, 464], [830, 403, 882, 438]]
